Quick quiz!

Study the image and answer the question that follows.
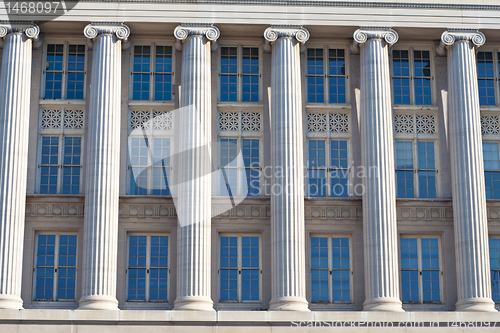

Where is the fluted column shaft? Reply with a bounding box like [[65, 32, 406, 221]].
[[0, 23, 39, 310], [264, 26, 309, 311], [173, 24, 219, 311], [353, 28, 403, 312], [79, 23, 130, 310], [441, 30, 496, 312]]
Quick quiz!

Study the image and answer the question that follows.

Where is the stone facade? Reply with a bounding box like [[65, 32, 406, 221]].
[[1, 0, 500, 331]]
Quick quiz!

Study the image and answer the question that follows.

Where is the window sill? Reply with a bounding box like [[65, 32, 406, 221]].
[[306, 104, 351, 110], [39, 100, 86, 106], [402, 303, 447, 311], [309, 303, 356, 311], [29, 301, 78, 309], [216, 302, 264, 311], [217, 102, 264, 108], [393, 105, 438, 111], [128, 101, 175, 107], [122, 302, 172, 310]]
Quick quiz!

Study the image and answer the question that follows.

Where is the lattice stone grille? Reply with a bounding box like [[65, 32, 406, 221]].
[[307, 113, 327, 132], [152, 111, 173, 130], [64, 109, 84, 129], [330, 113, 349, 132], [41, 109, 62, 129], [481, 115, 500, 135], [241, 112, 261, 131], [416, 115, 436, 134], [394, 114, 414, 134], [218, 111, 239, 131], [130, 110, 151, 130]]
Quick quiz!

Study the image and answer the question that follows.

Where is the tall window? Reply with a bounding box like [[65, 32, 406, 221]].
[[489, 237, 500, 302], [219, 46, 259, 102], [38, 109, 84, 194], [477, 51, 499, 106], [34, 234, 77, 301], [311, 236, 351, 303], [394, 114, 438, 198], [127, 234, 169, 302], [306, 112, 350, 197], [392, 49, 432, 105], [483, 141, 500, 199], [218, 111, 262, 197], [128, 110, 172, 195], [131, 45, 173, 101], [306, 48, 347, 104], [400, 236, 441, 304], [44, 43, 86, 100], [219, 235, 260, 302]]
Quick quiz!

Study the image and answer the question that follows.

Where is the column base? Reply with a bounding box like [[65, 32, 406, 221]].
[[456, 297, 497, 312], [0, 294, 23, 309], [78, 295, 119, 310], [363, 297, 404, 312], [174, 296, 215, 311], [269, 296, 310, 311]]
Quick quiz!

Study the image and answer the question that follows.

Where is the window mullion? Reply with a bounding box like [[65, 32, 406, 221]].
[[324, 46, 329, 104], [53, 233, 60, 301], [150, 43, 155, 101], [417, 237, 423, 304], [146, 235, 151, 302], [414, 138, 419, 198], [238, 235, 242, 303], [238, 45, 242, 102], [328, 237, 333, 303], [58, 133, 63, 194], [410, 48, 415, 105], [62, 42, 68, 100]]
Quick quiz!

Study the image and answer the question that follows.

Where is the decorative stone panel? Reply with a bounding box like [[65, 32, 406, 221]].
[[218, 111, 239, 131], [481, 115, 499, 135], [330, 113, 349, 132], [41, 109, 62, 129], [241, 112, 261, 131]]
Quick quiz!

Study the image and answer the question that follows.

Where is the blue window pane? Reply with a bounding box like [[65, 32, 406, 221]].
[[308, 140, 327, 197], [242, 47, 259, 102], [332, 237, 350, 302], [35, 234, 57, 300], [45, 44, 64, 99], [127, 235, 147, 301], [129, 137, 149, 195], [413, 51, 432, 105], [40, 136, 59, 194], [401, 237, 419, 303], [220, 47, 238, 102], [149, 235, 168, 301], [483, 142, 500, 199], [477, 52, 496, 106], [132, 46, 151, 101], [242, 139, 260, 196], [151, 138, 171, 196], [490, 238, 500, 302], [220, 236, 238, 301], [307, 48, 324, 103], [393, 50, 410, 105], [154, 46, 172, 101], [66, 45, 85, 99], [421, 237, 440, 303], [330, 140, 349, 198], [220, 139, 238, 197], [57, 235, 77, 300], [311, 237, 329, 302], [61, 137, 81, 194], [395, 141, 414, 198], [328, 49, 346, 104], [417, 141, 436, 198]]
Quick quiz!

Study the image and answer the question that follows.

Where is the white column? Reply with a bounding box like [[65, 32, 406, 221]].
[[172, 24, 219, 311], [440, 30, 496, 312], [353, 28, 403, 312], [264, 25, 310, 312], [78, 23, 129, 310], [0, 22, 39, 310]]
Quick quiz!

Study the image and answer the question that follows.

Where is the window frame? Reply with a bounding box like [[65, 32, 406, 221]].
[[217, 108, 263, 197], [127, 107, 173, 196], [393, 111, 440, 199], [476, 47, 500, 108], [305, 110, 352, 198], [399, 235, 443, 305], [37, 108, 85, 195], [218, 233, 262, 304], [305, 43, 350, 105], [32, 232, 79, 302], [391, 44, 435, 106], [129, 41, 175, 102], [125, 233, 170, 303], [217, 43, 262, 104], [41, 40, 88, 101], [309, 234, 353, 304]]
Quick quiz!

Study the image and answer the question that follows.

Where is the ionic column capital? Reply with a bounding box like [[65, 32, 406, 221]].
[[441, 29, 485, 47], [84, 22, 130, 41], [353, 27, 399, 46], [0, 21, 39, 40], [264, 25, 310, 44], [174, 23, 220, 42]]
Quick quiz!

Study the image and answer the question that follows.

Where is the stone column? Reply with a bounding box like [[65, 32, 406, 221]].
[[79, 23, 130, 310], [264, 25, 310, 311], [440, 30, 496, 312], [172, 24, 219, 311], [0, 22, 39, 310], [353, 28, 403, 312]]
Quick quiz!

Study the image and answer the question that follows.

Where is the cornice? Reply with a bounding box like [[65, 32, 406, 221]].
[[73, 1, 500, 11]]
